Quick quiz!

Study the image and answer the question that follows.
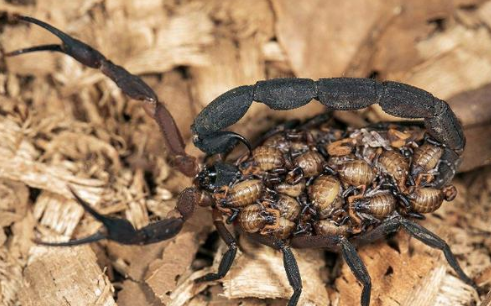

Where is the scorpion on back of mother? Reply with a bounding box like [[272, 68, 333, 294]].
[[4, 15, 478, 306]]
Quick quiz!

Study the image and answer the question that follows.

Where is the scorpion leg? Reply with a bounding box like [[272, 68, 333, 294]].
[[349, 212, 474, 289], [345, 216, 477, 299], [6, 16, 196, 176], [339, 237, 372, 306], [400, 218, 477, 289], [36, 187, 199, 246], [196, 209, 237, 282], [348, 215, 402, 247], [281, 245, 303, 306], [241, 233, 303, 305], [290, 234, 371, 306]]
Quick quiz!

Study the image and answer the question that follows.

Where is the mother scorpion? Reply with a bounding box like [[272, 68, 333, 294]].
[[6, 16, 478, 306]]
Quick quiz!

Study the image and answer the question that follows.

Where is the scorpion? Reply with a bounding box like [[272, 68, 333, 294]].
[[5, 16, 478, 306]]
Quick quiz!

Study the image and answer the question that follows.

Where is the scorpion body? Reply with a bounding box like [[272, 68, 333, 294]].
[[352, 192, 397, 221], [275, 195, 302, 221], [5, 16, 477, 306], [209, 122, 457, 243], [275, 179, 306, 197], [378, 149, 410, 189], [408, 185, 457, 213], [338, 159, 377, 187], [308, 175, 343, 216], [252, 146, 285, 171], [222, 179, 264, 207]]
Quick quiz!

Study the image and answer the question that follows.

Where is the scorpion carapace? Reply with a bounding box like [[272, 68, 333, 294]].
[[6, 16, 477, 306]]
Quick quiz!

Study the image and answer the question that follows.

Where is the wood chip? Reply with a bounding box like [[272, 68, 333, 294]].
[[20, 246, 116, 306], [219, 236, 329, 305], [1, 2, 490, 305]]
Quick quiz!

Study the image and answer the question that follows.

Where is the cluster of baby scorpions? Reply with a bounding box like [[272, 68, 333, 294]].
[[211, 122, 458, 244], [5, 16, 478, 306]]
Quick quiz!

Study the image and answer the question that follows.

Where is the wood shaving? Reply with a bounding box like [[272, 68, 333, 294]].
[[0, 1, 490, 305], [20, 246, 116, 306]]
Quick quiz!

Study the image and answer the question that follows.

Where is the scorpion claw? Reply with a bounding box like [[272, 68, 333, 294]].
[[7, 16, 197, 177], [34, 186, 142, 246], [34, 232, 106, 247], [12, 16, 106, 68], [5, 44, 63, 57], [37, 186, 185, 246]]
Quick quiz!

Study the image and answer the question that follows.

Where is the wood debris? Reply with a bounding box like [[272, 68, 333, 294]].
[[20, 246, 116, 306], [0, 0, 490, 305]]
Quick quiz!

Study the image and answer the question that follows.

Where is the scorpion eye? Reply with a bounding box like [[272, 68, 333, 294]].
[[197, 162, 239, 190], [197, 167, 215, 191], [400, 148, 412, 158]]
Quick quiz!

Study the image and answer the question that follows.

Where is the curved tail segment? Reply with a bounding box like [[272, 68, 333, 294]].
[[6, 16, 197, 177], [192, 78, 465, 187]]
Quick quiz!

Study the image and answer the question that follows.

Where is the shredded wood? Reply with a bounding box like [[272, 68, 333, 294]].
[[20, 245, 116, 306], [0, 0, 490, 305]]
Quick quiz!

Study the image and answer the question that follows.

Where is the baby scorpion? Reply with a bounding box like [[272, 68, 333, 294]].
[[4, 16, 478, 306]]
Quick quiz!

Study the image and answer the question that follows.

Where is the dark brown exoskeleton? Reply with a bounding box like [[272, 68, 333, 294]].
[[286, 150, 326, 184], [6, 16, 477, 306], [408, 185, 457, 214], [351, 192, 397, 224], [252, 146, 285, 171], [411, 143, 445, 186], [308, 175, 344, 218], [378, 150, 410, 191], [238, 204, 276, 233]]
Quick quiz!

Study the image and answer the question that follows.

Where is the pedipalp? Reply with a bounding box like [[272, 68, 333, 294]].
[[7, 15, 197, 177]]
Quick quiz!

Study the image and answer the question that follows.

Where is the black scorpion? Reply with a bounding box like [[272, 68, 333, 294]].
[[4, 16, 475, 306]]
